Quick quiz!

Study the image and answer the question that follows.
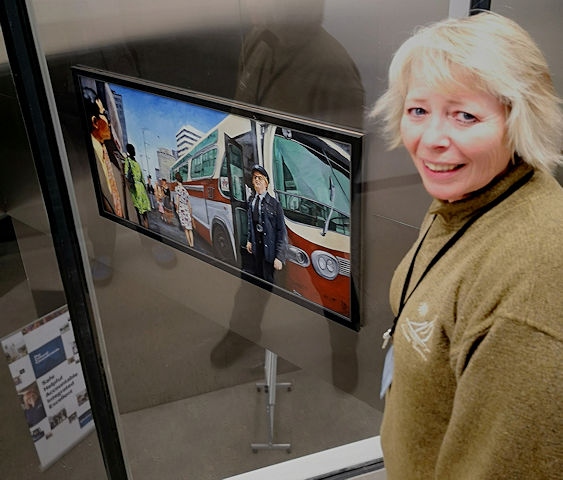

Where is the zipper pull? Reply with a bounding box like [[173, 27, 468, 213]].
[[381, 328, 392, 350]]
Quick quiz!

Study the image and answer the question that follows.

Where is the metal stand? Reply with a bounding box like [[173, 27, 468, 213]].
[[251, 349, 292, 453]]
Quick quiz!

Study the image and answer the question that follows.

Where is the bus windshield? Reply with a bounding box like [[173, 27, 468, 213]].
[[272, 134, 350, 236]]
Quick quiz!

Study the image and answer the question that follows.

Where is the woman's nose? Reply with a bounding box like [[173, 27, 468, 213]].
[[421, 116, 450, 149]]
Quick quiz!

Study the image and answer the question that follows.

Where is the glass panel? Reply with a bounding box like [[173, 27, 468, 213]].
[[23, 0, 462, 478], [491, 0, 563, 184], [0, 35, 107, 479]]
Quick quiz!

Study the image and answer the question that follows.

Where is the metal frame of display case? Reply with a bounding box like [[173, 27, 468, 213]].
[[0, 1, 128, 479]]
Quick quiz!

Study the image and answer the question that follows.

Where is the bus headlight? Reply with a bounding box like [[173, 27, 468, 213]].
[[286, 245, 310, 267], [311, 251, 339, 280]]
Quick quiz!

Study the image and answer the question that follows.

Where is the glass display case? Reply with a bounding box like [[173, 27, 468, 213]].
[[1, 0, 561, 478]]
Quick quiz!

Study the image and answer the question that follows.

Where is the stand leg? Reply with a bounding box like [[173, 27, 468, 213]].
[[251, 350, 292, 453]]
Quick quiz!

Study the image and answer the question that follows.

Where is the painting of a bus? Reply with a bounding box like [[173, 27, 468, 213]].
[[170, 115, 352, 318], [170, 116, 253, 265], [75, 66, 360, 327]]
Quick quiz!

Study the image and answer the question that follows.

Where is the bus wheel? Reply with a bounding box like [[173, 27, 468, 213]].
[[213, 223, 235, 265]]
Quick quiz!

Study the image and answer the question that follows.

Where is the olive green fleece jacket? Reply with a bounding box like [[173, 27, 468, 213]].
[[382, 161, 563, 479]]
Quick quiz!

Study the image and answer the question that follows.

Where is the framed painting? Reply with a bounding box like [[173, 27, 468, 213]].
[[73, 66, 363, 329]]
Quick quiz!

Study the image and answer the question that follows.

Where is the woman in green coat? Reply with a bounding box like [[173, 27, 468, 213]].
[[124, 143, 151, 228]]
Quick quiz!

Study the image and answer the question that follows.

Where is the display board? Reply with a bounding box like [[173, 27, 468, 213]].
[[1, 305, 95, 469], [73, 66, 362, 329]]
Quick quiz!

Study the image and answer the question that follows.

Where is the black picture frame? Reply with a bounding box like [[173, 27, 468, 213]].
[[73, 66, 363, 330]]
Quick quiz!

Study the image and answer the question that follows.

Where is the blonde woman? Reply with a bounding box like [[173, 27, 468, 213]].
[[371, 12, 563, 479]]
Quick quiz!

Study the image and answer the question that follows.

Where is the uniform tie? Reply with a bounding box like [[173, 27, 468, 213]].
[[253, 195, 263, 232]]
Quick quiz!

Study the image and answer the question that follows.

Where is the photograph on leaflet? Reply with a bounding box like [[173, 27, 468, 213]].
[[73, 66, 362, 329]]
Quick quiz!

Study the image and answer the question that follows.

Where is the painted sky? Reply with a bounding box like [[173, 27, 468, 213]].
[[110, 83, 227, 175]]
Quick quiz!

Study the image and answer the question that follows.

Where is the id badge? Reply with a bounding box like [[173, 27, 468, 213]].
[[380, 344, 394, 399]]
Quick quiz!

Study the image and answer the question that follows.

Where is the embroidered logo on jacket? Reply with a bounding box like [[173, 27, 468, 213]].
[[401, 302, 435, 361]]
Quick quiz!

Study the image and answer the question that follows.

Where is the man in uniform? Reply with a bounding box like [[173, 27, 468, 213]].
[[246, 165, 287, 283]]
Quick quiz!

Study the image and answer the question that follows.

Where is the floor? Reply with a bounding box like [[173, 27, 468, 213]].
[[0, 219, 385, 479]]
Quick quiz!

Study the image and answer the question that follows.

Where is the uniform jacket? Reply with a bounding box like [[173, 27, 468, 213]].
[[247, 192, 287, 264]]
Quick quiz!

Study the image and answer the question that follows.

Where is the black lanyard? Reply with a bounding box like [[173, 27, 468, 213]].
[[382, 169, 534, 349]]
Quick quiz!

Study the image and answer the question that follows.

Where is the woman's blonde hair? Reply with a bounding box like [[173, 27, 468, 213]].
[[370, 12, 563, 173]]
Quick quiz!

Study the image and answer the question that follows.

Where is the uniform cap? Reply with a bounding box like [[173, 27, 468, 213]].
[[251, 164, 269, 183]]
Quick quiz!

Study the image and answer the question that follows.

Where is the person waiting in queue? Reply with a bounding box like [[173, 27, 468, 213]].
[[146, 175, 156, 210], [371, 12, 563, 479], [246, 165, 287, 284], [174, 171, 194, 247], [124, 143, 151, 228], [82, 85, 136, 282], [83, 86, 127, 218]]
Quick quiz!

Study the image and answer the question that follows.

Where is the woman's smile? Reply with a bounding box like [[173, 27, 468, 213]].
[[400, 78, 512, 202]]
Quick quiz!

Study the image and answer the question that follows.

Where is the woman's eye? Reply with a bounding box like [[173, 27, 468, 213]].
[[455, 111, 477, 123], [407, 107, 426, 117]]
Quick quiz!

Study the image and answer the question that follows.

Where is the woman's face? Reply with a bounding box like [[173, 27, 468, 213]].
[[400, 77, 512, 202]]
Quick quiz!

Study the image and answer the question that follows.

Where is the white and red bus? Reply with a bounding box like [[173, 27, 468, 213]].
[[170, 115, 352, 318], [170, 115, 253, 264]]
